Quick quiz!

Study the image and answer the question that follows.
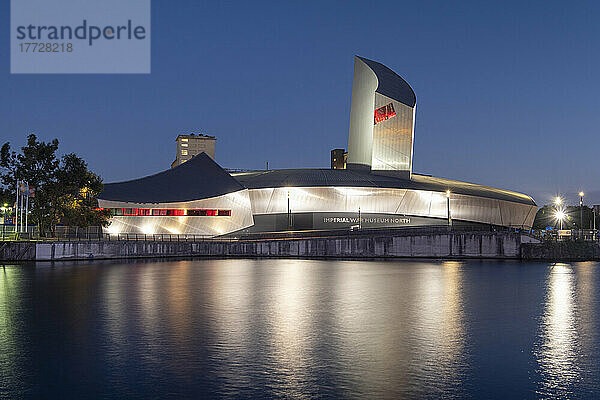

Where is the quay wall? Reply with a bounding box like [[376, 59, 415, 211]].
[[0, 231, 534, 261], [521, 241, 600, 261]]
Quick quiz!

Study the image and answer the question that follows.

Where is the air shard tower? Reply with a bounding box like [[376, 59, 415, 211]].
[[97, 56, 537, 236], [348, 56, 416, 176]]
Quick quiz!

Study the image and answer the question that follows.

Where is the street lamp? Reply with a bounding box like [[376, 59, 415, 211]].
[[358, 206, 362, 230], [287, 190, 291, 230], [579, 191, 585, 240], [446, 190, 452, 229], [594, 206, 597, 242], [553, 196, 564, 231], [554, 209, 566, 230]]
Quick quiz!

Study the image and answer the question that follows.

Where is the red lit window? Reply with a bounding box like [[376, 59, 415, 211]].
[[166, 209, 185, 216], [186, 209, 230, 216], [374, 103, 396, 125], [108, 208, 230, 217]]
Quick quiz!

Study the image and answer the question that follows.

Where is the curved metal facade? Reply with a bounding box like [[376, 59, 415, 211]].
[[247, 186, 536, 229], [372, 93, 415, 171], [98, 189, 254, 236], [347, 57, 378, 170], [99, 184, 535, 237], [347, 56, 417, 174]]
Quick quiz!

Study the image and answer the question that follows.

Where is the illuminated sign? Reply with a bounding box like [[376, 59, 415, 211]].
[[322, 216, 411, 224], [374, 103, 396, 125]]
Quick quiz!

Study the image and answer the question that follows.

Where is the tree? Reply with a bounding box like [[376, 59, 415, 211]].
[[0, 187, 13, 221], [0, 187, 13, 206], [532, 204, 595, 230], [56, 153, 108, 228], [0, 134, 109, 236]]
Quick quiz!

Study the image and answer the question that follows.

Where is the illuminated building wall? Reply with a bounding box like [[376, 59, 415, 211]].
[[99, 183, 536, 236], [245, 186, 536, 230], [98, 189, 253, 236], [99, 153, 253, 236], [347, 57, 378, 171], [347, 56, 416, 175], [372, 94, 414, 171]]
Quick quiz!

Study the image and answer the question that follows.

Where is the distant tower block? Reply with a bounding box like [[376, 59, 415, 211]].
[[347, 56, 416, 177], [171, 133, 216, 168], [330, 148, 347, 169]]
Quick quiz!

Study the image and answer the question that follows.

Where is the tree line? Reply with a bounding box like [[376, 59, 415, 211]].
[[0, 134, 110, 236], [532, 204, 597, 230]]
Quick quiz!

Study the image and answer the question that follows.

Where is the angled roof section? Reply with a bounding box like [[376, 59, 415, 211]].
[[99, 153, 246, 203], [231, 169, 536, 206], [357, 56, 416, 107]]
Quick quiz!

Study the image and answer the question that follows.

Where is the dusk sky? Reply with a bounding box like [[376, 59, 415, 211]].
[[2, 0, 599, 206]]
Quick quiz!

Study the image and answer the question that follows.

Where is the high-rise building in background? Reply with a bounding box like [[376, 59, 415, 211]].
[[330, 149, 347, 169], [171, 133, 216, 168]]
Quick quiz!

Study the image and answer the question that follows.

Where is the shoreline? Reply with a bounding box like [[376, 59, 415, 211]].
[[2, 231, 597, 262]]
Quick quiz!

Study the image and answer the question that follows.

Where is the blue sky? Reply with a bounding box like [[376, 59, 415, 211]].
[[2, 0, 600, 205]]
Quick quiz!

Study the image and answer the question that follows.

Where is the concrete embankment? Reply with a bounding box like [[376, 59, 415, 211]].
[[0, 231, 535, 261], [521, 241, 600, 261]]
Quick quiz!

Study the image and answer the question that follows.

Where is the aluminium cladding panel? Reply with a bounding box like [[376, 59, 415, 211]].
[[347, 57, 378, 169], [98, 189, 254, 236], [248, 187, 405, 215], [247, 187, 536, 229], [448, 194, 503, 226], [498, 199, 537, 229], [372, 93, 415, 172]]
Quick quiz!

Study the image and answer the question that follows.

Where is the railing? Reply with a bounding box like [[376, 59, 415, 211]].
[[534, 229, 600, 242], [0, 223, 559, 243], [0, 225, 105, 241]]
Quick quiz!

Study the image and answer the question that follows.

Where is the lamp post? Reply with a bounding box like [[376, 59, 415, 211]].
[[446, 190, 452, 229], [594, 207, 597, 242], [555, 210, 565, 230], [15, 181, 19, 234], [579, 191, 585, 240], [0, 204, 6, 240], [287, 190, 291, 230], [554, 196, 564, 233]]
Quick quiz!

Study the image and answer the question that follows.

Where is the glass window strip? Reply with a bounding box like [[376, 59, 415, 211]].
[[107, 208, 231, 216]]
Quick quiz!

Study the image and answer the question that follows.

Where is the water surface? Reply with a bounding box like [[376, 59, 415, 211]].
[[0, 259, 598, 398]]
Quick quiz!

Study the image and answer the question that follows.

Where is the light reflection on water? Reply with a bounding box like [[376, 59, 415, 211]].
[[0, 260, 599, 398], [535, 262, 597, 399]]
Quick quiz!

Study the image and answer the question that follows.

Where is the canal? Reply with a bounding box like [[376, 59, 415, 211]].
[[0, 259, 598, 398]]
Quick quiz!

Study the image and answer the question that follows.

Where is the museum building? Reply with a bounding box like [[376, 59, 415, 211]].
[[97, 56, 537, 236]]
